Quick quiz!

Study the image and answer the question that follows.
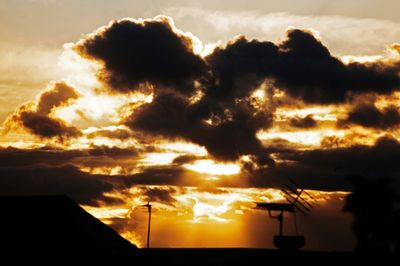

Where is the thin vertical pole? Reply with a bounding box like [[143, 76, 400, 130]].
[[146, 204, 151, 248]]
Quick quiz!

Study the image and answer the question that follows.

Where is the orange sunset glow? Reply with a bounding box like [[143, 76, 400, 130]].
[[2, 1, 400, 259]]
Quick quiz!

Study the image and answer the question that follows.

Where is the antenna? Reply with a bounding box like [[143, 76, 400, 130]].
[[141, 202, 152, 248], [255, 178, 313, 251]]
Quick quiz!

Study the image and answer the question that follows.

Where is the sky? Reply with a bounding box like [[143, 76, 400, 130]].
[[1, 0, 400, 250]]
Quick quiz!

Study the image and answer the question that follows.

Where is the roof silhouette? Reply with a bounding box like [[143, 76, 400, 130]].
[[0, 195, 137, 262]]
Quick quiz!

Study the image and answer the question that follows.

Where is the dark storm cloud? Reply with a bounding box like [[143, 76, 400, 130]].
[[339, 104, 400, 129], [77, 18, 400, 104], [289, 114, 317, 128], [19, 111, 81, 138], [1, 138, 394, 201], [0, 147, 85, 167], [125, 93, 274, 165], [77, 146, 140, 173], [172, 154, 204, 165], [3, 82, 81, 139], [74, 16, 207, 95], [0, 146, 138, 168], [0, 146, 194, 205], [121, 165, 204, 187], [3, 136, 400, 200], [75, 17, 400, 167], [125, 93, 192, 138], [0, 164, 121, 206], [86, 128, 135, 140], [206, 29, 400, 104], [205, 36, 278, 101], [86, 145, 138, 159], [237, 136, 400, 192]]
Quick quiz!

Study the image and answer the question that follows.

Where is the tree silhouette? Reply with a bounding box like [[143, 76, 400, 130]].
[[344, 176, 400, 253]]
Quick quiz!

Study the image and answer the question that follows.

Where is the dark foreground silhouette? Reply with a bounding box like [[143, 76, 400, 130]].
[[0, 195, 137, 262], [0, 195, 397, 264], [344, 176, 400, 253]]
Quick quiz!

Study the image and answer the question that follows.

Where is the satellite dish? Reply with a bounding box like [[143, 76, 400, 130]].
[[255, 178, 314, 251]]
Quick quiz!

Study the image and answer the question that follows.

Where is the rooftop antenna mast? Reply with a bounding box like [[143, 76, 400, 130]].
[[141, 201, 152, 248], [255, 178, 314, 251]]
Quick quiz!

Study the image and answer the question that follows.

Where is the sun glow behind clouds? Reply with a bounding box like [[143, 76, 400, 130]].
[[192, 200, 230, 223], [157, 142, 208, 156], [57, 42, 100, 91], [275, 106, 338, 121], [138, 142, 208, 167], [190, 193, 247, 223], [183, 159, 241, 175], [139, 152, 180, 166], [54, 43, 155, 126], [257, 128, 346, 146], [54, 93, 128, 123]]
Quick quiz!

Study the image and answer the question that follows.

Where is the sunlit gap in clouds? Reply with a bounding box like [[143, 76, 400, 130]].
[[55, 42, 154, 127], [257, 128, 346, 146], [57, 43, 100, 90], [139, 152, 181, 166], [183, 160, 241, 176], [138, 142, 208, 167], [189, 193, 247, 223], [275, 106, 339, 122]]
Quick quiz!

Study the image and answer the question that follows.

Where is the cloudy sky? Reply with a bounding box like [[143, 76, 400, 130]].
[[1, 0, 400, 250]]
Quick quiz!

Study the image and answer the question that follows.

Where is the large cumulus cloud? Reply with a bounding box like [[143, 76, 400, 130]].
[[206, 29, 400, 104], [74, 16, 400, 168], [125, 93, 273, 164], [74, 16, 207, 96]]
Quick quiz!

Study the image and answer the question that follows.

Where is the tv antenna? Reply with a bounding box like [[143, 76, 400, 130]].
[[141, 201, 152, 248], [255, 178, 314, 251]]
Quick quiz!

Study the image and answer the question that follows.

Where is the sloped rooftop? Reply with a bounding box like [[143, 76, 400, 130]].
[[0, 195, 137, 262]]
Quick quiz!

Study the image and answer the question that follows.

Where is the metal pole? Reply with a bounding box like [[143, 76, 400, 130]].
[[146, 204, 151, 248]]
